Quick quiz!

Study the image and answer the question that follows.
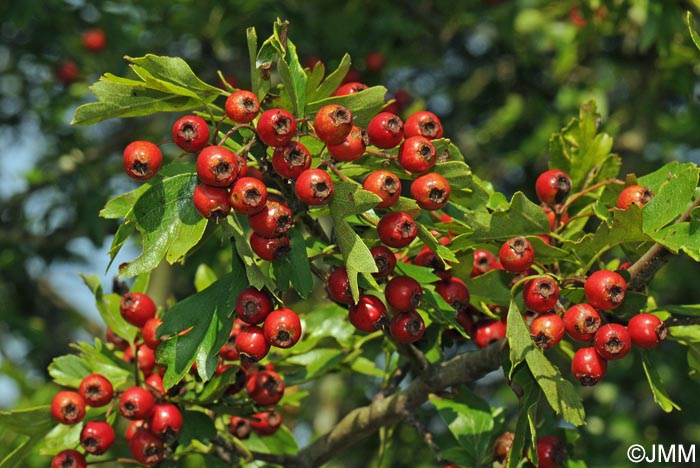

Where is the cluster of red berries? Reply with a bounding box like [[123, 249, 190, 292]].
[[56, 28, 108, 86], [491, 431, 566, 468]]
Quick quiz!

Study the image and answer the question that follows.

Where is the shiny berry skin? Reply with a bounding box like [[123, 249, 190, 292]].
[[377, 211, 417, 248], [571, 346, 607, 386], [250, 233, 290, 261], [584, 270, 627, 310], [119, 386, 156, 420], [326, 267, 353, 304], [415, 246, 446, 274], [563, 303, 601, 341], [52, 449, 87, 468], [398, 136, 437, 173], [295, 168, 334, 205], [363, 170, 402, 208], [123, 141, 163, 181], [499, 236, 535, 273], [404, 111, 444, 140], [236, 325, 271, 363], [193, 183, 231, 219], [333, 81, 368, 96], [141, 317, 163, 350], [522, 277, 559, 313], [196, 145, 239, 187], [120, 292, 157, 327], [530, 313, 565, 349], [248, 200, 294, 238], [594, 323, 631, 360], [78, 373, 114, 407], [534, 435, 567, 468], [225, 90, 260, 123], [471, 249, 499, 277], [80, 421, 115, 455], [51, 391, 86, 425], [135, 343, 156, 376], [313, 104, 353, 145], [81, 28, 107, 52], [263, 308, 302, 348], [150, 403, 184, 438], [390, 310, 425, 343], [229, 176, 268, 215], [473, 319, 507, 348], [129, 429, 164, 465], [348, 294, 387, 332], [535, 169, 572, 205], [249, 411, 283, 436], [616, 184, 653, 210], [385, 275, 423, 312], [145, 373, 165, 397], [328, 125, 368, 162], [124, 419, 147, 441], [435, 276, 470, 312], [256, 108, 296, 147], [271, 141, 312, 179], [628, 313, 667, 348], [370, 245, 396, 279], [493, 432, 515, 464], [246, 369, 286, 406], [367, 112, 404, 149], [172, 115, 210, 153], [236, 287, 274, 325], [229, 416, 252, 439], [410, 172, 451, 210]]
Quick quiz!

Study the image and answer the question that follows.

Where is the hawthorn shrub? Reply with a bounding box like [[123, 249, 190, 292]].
[[5, 18, 700, 468]]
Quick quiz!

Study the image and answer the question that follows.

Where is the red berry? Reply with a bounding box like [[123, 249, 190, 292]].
[[225, 90, 260, 123], [398, 136, 437, 173], [404, 111, 444, 140], [333, 82, 368, 96], [129, 429, 165, 465], [246, 369, 286, 406], [119, 386, 156, 420], [522, 277, 559, 313], [535, 169, 572, 205], [263, 308, 302, 348], [563, 303, 601, 341], [534, 435, 567, 468], [125, 419, 147, 441], [78, 373, 114, 407], [196, 145, 239, 187], [365, 51, 386, 73], [52, 449, 86, 468], [326, 267, 353, 304], [141, 317, 163, 350], [295, 168, 334, 205], [172, 115, 210, 153], [541, 205, 569, 231], [229, 416, 252, 439], [144, 373, 165, 397], [236, 287, 274, 325], [229, 176, 268, 215], [56, 60, 80, 86], [628, 313, 667, 348], [498, 236, 535, 273], [135, 343, 156, 376], [236, 325, 271, 363], [50, 391, 86, 425], [120, 292, 157, 327], [410, 172, 451, 210], [616, 185, 653, 210], [150, 403, 184, 438], [313, 104, 353, 145], [80, 421, 115, 455], [584, 270, 627, 310], [384, 275, 423, 312], [363, 170, 402, 208], [328, 125, 368, 162], [473, 319, 507, 348], [370, 245, 397, 279], [271, 141, 312, 179], [390, 310, 425, 343], [594, 323, 631, 360], [414, 246, 446, 275], [106, 327, 129, 350], [193, 183, 231, 219], [377, 211, 417, 248], [348, 294, 387, 332], [367, 112, 404, 149], [249, 411, 283, 436], [530, 313, 565, 349], [123, 141, 163, 181], [471, 249, 499, 277], [571, 346, 607, 386], [250, 233, 291, 261], [81, 28, 106, 52], [435, 276, 470, 312], [247, 200, 294, 238], [256, 108, 296, 147]]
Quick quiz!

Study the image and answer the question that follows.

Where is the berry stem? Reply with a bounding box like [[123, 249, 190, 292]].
[[561, 177, 624, 213]]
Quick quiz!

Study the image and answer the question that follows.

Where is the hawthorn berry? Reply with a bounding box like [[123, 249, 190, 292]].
[[594, 323, 631, 360], [124, 419, 147, 441], [236, 325, 271, 363], [377, 211, 418, 248], [326, 267, 353, 304], [144, 373, 165, 397], [584, 270, 627, 310], [370, 245, 397, 279], [628, 313, 667, 348], [135, 343, 156, 376], [271, 141, 312, 179], [246, 369, 286, 406], [249, 411, 283, 436], [398, 136, 437, 173], [196, 145, 239, 187], [367, 112, 404, 149], [236, 287, 274, 325], [249, 233, 291, 261], [404, 111, 444, 140], [348, 294, 387, 332], [390, 310, 425, 343], [313, 104, 353, 145], [534, 435, 567, 468], [120, 292, 156, 327], [385, 275, 423, 312], [535, 169, 572, 205], [333, 82, 368, 96], [247, 200, 294, 238], [471, 249, 499, 277], [363, 170, 402, 208], [106, 327, 129, 350], [499, 236, 535, 273], [129, 429, 165, 465], [541, 205, 569, 231], [229, 416, 252, 439], [410, 172, 451, 210], [193, 183, 231, 219], [51, 449, 86, 468], [473, 319, 507, 348], [493, 432, 515, 464], [150, 403, 184, 438], [229, 176, 268, 215], [80, 420, 115, 455], [415, 246, 447, 276], [435, 276, 470, 312], [563, 303, 601, 341], [295, 168, 334, 205], [123, 141, 163, 180], [225, 89, 260, 123], [51, 390, 86, 425], [522, 277, 560, 313], [141, 317, 163, 350], [119, 386, 156, 420], [81, 28, 107, 52], [56, 60, 80, 86], [263, 308, 302, 348], [78, 373, 114, 407], [616, 184, 653, 210], [530, 313, 565, 349], [328, 125, 368, 162], [256, 108, 296, 147], [172, 115, 210, 153], [365, 51, 385, 73], [571, 346, 607, 386]]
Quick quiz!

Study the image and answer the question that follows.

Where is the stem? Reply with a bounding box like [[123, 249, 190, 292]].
[[561, 178, 624, 213]]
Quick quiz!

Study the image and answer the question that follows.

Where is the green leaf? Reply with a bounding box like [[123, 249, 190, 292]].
[[49, 341, 132, 389], [687, 11, 700, 53], [247, 27, 270, 100], [37, 423, 81, 456], [466, 269, 512, 307], [310, 53, 351, 101], [244, 425, 299, 456], [329, 181, 382, 218], [507, 366, 541, 468], [227, 218, 277, 292], [0, 407, 53, 437], [178, 410, 217, 446], [48, 355, 91, 388], [417, 223, 459, 263], [308, 86, 387, 127], [653, 305, 700, 317], [0, 434, 46, 468], [127, 54, 222, 95], [194, 264, 218, 292], [669, 325, 700, 343], [639, 162, 699, 232], [81, 274, 138, 342], [284, 348, 346, 384], [641, 352, 681, 412], [395, 261, 441, 284], [272, 226, 313, 298], [277, 39, 307, 117]]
